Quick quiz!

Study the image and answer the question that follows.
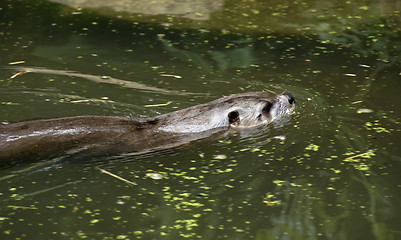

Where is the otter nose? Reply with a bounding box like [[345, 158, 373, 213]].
[[283, 92, 295, 104]]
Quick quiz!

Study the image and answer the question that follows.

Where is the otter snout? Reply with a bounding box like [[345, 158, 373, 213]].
[[283, 92, 295, 105]]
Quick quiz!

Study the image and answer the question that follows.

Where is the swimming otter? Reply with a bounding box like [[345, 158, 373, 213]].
[[0, 91, 295, 166]]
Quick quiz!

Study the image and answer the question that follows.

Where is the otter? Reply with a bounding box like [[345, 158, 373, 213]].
[[0, 91, 295, 167]]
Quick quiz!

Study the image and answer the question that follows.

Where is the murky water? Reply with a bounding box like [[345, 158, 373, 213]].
[[1, 0, 400, 239]]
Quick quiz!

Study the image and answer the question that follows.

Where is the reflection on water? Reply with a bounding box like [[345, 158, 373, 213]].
[[0, 0, 401, 239], [49, 0, 224, 20], [159, 35, 256, 72]]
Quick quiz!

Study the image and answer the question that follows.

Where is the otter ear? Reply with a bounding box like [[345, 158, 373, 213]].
[[228, 111, 240, 125]]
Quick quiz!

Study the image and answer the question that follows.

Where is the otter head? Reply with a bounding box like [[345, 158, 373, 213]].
[[157, 91, 295, 133], [225, 91, 295, 128]]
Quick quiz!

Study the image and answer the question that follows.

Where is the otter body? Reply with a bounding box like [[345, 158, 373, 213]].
[[0, 92, 295, 166]]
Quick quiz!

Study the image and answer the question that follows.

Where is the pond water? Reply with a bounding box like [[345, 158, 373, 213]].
[[1, 0, 401, 239]]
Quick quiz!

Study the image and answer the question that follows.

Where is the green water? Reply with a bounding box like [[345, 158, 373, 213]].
[[1, 0, 400, 239]]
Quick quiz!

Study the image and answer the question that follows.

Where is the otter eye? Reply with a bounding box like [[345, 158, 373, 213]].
[[228, 111, 239, 124], [262, 102, 272, 113]]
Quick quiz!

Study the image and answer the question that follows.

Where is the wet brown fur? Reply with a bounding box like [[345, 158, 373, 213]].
[[0, 91, 294, 166]]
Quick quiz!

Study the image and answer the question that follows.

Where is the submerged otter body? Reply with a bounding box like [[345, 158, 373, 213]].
[[0, 91, 295, 166]]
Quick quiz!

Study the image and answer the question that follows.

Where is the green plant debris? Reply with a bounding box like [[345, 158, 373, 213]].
[[144, 101, 172, 108], [344, 150, 375, 162], [7, 205, 37, 210], [213, 168, 233, 174], [364, 121, 391, 133], [331, 168, 342, 174], [273, 180, 285, 186], [96, 167, 137, 186], [353, 164, 370, 171], [343, 150, 375, 174], [116, 235, 128, 239], [305, 144, 320, 151], [175, 219, 198, 231], [160, 73, 182, 79], [263, 192, 282, 206], [90, 219, 99, 224], [1, 101, 20, 105]]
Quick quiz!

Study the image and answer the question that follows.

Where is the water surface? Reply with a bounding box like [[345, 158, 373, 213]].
[[0, 0, 400, 239]]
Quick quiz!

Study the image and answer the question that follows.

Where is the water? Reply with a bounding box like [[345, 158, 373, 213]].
[[1, 0, 401, 239]]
